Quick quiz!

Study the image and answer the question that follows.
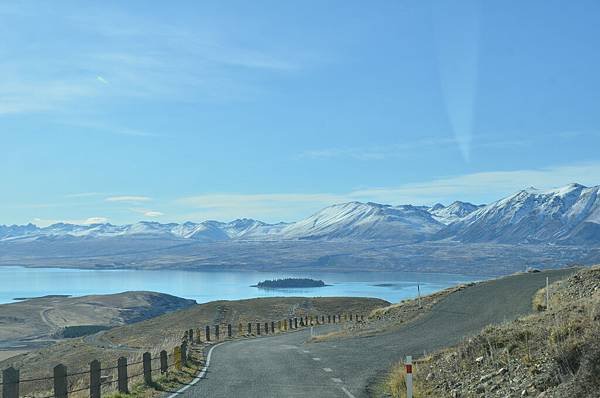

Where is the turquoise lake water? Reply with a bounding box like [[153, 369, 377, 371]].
[[0, 266, 480, 305]]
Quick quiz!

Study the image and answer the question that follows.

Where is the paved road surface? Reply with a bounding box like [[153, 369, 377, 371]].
[[180, 268, 576, 398]]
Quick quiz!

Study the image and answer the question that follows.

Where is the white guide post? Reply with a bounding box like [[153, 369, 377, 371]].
[[405, 355, 413, 398], [310, 326, 314, 338]]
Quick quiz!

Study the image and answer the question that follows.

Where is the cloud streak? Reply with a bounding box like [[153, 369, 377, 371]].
[[106, 196, 151, 203], [174, 162, 600, 222], [0, 4, 304, 117]]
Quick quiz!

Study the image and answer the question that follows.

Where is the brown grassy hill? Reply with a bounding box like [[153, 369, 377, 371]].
[[0, 296, 387, 396], [0, 291, 195, 347]]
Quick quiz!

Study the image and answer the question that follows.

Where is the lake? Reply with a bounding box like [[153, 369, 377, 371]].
[[0, 266, 481, 305]]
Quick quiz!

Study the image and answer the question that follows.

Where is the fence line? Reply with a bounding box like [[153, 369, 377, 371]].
[[1, 312, 364, 398]]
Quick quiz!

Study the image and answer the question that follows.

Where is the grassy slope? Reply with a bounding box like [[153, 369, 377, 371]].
[[0, 291, 195, 343], [379, 266, 600, 398], [0, 296, 387, 396]]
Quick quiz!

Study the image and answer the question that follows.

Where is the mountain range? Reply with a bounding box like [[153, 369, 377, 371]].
[[1, 183, 599, 245]]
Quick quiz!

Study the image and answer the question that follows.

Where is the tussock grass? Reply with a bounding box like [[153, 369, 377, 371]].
[[380, 266, 600, 397], [382, 360, 431, 398]]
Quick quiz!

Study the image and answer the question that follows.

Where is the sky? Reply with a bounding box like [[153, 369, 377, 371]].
[[1, 0, 600, 226]]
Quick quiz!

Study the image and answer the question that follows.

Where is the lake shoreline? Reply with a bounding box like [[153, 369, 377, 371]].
[[0, 266, 481, 305]]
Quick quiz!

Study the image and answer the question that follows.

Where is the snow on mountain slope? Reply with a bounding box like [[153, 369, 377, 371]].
[[0, 223, 39, 239], [2, 184, 599, 244], [170, 222, 230, 241], [428, 201, 482, 224], [438, 183, 600, 243], [280, 201, 443, 240], [221, 219, 289, 239]]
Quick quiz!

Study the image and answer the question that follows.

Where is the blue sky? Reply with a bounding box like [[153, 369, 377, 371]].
[[1, 0, 600, 226]]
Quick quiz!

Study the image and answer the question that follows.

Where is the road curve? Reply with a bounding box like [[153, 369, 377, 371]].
[[180, 268, 576, 398]]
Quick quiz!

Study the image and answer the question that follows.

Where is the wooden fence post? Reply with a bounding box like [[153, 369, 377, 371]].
[[215, 325, 220, 340], [294, 318, 298, 329], [277, 320, 282, 331], [196, 328, 202, 344], [189, 329, 194, 343], [173, 347, 182, 371], [247, 322, 252, 335], [238, 323, 243, 336], [271, 321, 275, 333], [328, 315, 331, 323], [143, 352, 152, 385], [321, 315, 325, 324], [288, 318, 292, 330], [117, 357, 128, 393], [228, 324, 232, 338], [54, 364, 68, 398], [300, 317, 305, 327], [256, 323, 261, 335], [90, 360, 101, 398], [205, 325, 211, 342], [264, 322, 269, 334], [181, 341, 188, 365], [2, 367, 19, 398], [160, 350, 168, 374]]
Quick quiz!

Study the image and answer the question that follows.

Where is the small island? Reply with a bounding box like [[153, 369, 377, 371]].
[[252, 278, 327, 289]]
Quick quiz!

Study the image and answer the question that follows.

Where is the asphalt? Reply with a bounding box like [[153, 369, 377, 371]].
[[179, 268, 577, 398]]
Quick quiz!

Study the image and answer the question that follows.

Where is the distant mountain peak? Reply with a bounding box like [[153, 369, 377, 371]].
[[2, 183, 599, 245], [438, 183, 600, 244]]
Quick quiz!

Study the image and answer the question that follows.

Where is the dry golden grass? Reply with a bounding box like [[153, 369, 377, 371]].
[[1, 296, 386, 397], [383, 359, 431, 398], [380, 266, 600, 397]]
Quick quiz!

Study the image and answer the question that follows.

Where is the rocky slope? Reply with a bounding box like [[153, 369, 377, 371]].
[[382, 266, 600, 397]]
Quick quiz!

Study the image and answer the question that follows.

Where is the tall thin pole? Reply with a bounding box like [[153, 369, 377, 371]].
[[546, 276, 549, 310], [417, 284, 421, 308]]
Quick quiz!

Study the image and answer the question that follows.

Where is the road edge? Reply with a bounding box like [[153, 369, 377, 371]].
[[165, 342, 225, 398]]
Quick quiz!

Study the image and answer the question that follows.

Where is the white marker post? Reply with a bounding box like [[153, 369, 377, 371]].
[[310, 326, 314, 338], [405, 355, 413, 398]]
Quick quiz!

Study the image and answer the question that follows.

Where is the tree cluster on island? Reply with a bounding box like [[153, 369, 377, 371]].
[[254, 278, 327, 288]]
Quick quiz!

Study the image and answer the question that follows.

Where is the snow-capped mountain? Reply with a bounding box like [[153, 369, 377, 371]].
[[2, 183, 599, 244], [280, 202, 443, 240], [438, 183, 600, 244], [428, 201, 483, 224], [0, 219, 289, 242]]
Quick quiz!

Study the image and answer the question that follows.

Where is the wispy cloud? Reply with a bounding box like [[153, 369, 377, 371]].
[[32, 216, 108, 227], [174, 162, 600, 222], [1, 4, 304, 117], [143, 211, 164, 217], [129, 208, 164, 218], [59, 120, 159, 137], [298, 136, 530, 161], [64, 192, 103, 198], [106, 196, 151, 203]]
